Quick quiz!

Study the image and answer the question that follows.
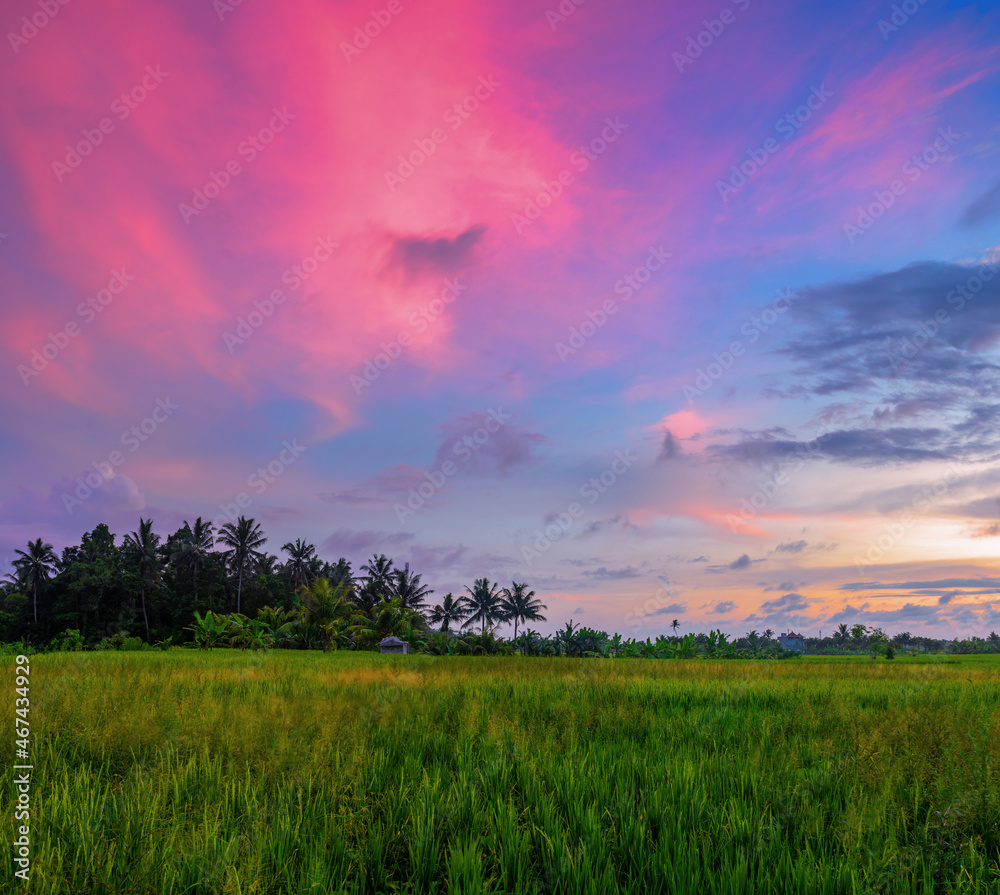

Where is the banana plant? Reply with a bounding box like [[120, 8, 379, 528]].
[[186, 610, 228, 649]]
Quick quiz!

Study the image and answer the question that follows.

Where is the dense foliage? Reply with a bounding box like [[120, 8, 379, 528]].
[[3, 518, 998, 657]]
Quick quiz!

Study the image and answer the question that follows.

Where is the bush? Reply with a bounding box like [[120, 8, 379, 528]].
[[48, 629, 85, 652]]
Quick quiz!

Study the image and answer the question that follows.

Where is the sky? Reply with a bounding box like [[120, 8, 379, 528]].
[[2, 0, 1000, 640]]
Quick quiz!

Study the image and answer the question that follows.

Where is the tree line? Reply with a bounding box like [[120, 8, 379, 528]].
[[2, 516, 546, 651], [4, 516, 997, 656]]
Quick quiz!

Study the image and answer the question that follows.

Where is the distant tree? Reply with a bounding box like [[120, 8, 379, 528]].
[[282, 539, 317, 590], [671, 619, 680, 636], [123, 519, 161, 641], [299, 578, 353, 652], [218, 517, 267, 615], [763, 628, 774, 642], [428, 593, 470, 633], [463, 578, 505, 634], [169, 518, 214, 602], [500, 582, 547, 640], [323, 558, 353, 588], [254, 553, 281, 576], [393, 563, 433, 611], [835, 623, 850, 645], [360, 554, 394, 594], [12, 538, 57, 625]]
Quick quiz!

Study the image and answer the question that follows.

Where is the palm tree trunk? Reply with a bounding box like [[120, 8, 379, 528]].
[[33, 581, 38, 625], [141, 584, 150, 641], [193, 562, 198, 601], [237, 563, 243, 614]]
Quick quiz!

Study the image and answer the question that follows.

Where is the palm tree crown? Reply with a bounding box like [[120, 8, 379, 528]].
[[500, 582, 546, 640], [218, 516, 267, 614], [428, 593, 470, 633], [463, 578, 505, 634], [282, 538, 318, 590], [393, 562, 433, 611], [124, 518, 161, 641], [13, 538, 57, 625]]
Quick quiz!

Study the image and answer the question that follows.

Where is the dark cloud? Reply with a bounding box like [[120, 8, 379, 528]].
[[961, 179, 1000, 226], [688, 555, 709, 563], [774, 539, 807, 554], [647, 603, 687, 616], [431, 409, 546, 477], [763, 580, 801, 592], [759, 592, 812, 614], [658, 430, 680, 461], [386, 225, 487, 279], [321, 528, 415, 557], [702, 260, 1000, 469], [582, 565, 641, 580], [706, 553, 761, 573], [839, 577, 1000, 592], [575, 515, 632, 538], [712, 601, 736, 614]]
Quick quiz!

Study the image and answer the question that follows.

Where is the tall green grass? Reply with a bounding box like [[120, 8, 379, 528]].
[[3, 652, 998, 893]]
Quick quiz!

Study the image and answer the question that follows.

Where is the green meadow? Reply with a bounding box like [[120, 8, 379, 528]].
[[3, 652, 999, 894]]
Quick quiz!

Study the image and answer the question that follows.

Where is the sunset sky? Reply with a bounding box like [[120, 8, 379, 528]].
[[2, 0, 1000, 639]]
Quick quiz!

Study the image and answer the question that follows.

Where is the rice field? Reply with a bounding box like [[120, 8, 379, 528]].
[[3, 651, 999, 894]]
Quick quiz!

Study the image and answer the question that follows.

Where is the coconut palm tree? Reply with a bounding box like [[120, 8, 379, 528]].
[[360, 554, 395, 593], [836, 623, 850, 645], [428, 593, 470, 633], [253, 553, 281, 576], [670, 618, 680, 637], [12, 538, 57, 625], [393, 562, 433, 611], [323, 557, 353, 588], [463, 578, 505, 635], [123, 518, 161, 641], [500, 582, 546, 641], [299, 578, 354, 653], [218, 517, 267, 614], [763, 628, 774, 643], [282, 539, 317, 590], [170, 518, 214, 601]]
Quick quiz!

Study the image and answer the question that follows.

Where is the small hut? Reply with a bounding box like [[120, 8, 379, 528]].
[[378, 636, 409, 654]]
